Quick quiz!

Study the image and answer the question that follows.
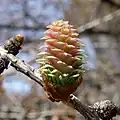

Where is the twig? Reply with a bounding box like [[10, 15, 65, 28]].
[[66, 95, 99, 120], [77, 9, 120, 33], [0, 47, 99, 120], [0, 47, 43, 87], [0, 46, 118, 120]]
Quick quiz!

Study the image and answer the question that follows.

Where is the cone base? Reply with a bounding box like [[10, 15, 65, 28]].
[[42, 73, 82, 102]]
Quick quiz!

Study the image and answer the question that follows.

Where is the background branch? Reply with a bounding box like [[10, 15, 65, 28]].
[[0, 24, 46, 30], [77, 9, 120, 33], [0, 9, 120, 33]]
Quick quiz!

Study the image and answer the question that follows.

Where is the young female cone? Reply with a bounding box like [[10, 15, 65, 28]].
[[37, 20, 85, 101]]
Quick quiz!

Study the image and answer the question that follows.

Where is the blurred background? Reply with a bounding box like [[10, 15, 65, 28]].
[[0, 0, 120, 119]]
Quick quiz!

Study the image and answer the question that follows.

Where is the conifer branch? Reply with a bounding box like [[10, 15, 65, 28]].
[[0, 46, 118, 120]]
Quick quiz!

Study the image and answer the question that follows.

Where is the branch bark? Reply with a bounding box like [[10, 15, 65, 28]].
[[0, 46, 118, 120]]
